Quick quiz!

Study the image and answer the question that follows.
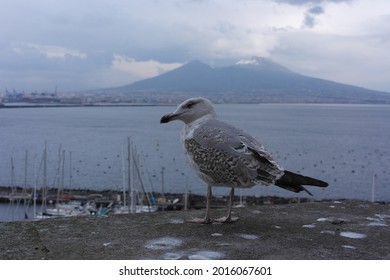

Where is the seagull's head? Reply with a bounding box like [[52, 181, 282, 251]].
[[160, 97, 216, 124]]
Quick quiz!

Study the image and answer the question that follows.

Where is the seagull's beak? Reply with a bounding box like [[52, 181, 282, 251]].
[[160, 113, 180, 123]]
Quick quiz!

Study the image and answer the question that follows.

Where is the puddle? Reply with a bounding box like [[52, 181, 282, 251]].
[[188, 250, 224, 260], [340, 231, 367, 239], [317, 218, 329, 222], [238, 234, 258, 240], [302, 224, 316, 228], [215, 242, 231, 246], [145, 237, 183, 250], [320, 230, 335, 235], [170, 219, 185, 224], [317, 217, 347, 224], [342, 245, 356, 250], [366, 221, 387, 227], [163, 252, 184, 260]]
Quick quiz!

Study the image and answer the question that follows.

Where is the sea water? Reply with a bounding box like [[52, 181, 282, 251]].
[[0, 103, 389, 206]]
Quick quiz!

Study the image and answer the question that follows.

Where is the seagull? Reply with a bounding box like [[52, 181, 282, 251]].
[[160, 97, 328, 223]]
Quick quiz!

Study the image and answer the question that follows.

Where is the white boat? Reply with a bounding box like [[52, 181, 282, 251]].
[[38, 201, 95, 218], [113, 204, 159, 214]]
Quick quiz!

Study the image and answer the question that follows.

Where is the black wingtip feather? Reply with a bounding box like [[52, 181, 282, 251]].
[[275, 170, 328, 195]]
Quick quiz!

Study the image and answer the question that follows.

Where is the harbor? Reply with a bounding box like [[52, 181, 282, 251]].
[[0, 185, 316, 221], [0, 186, 185, 221]]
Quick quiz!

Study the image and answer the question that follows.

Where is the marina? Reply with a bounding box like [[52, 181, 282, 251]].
[[0, 186, 185, 221], [0, 184, 319, 222]]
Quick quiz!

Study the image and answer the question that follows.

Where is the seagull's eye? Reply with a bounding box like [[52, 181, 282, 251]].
[[186, 102, 195, 108]]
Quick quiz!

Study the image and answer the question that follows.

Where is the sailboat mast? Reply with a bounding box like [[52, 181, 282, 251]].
[[69, 151, 72, 189], [10, 156, 15, 220], [33, 154, 37, 219], [42, 141, 47, 211], [121, 145, 126, 208], [128, 137, 136, 213], [23, 150, 28, 219]]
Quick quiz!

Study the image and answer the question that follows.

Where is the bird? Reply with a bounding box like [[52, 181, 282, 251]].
[[160, 97, 328, 224]]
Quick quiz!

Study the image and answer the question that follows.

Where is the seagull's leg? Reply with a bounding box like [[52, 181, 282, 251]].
[[186, 184, 213, 224], [203, 184, 213, 223], [226, 187, 234, 221], [215, 187, 238, 223]]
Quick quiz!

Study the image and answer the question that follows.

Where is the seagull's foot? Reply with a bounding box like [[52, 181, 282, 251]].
[[186, 217, 213, 224], [214, 216, 239, 223]]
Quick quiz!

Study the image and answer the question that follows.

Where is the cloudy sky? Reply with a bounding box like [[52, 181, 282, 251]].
[[1, 0, 390, 93]]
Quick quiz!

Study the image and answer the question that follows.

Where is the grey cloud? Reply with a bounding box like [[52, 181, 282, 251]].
[[274, 0, 349, 29], [303, 14, 316, 28], [308, 6, 324, 14], [302, 6, 325, 28]]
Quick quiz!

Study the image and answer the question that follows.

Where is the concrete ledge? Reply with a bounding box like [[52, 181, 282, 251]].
[[1, 200, 389, 260]]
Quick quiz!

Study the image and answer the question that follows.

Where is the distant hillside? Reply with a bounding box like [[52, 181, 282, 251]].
[[98, 57, 390, 104]]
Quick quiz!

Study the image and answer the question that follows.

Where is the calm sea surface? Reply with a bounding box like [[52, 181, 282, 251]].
[[1, 104, 389, 210]]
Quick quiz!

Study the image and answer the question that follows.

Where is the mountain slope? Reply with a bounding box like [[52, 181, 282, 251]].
[[127, 60, 215, 91], [105, 57, 390, 103]]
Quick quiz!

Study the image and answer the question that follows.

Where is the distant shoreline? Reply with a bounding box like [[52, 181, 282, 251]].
[[0, 103, 174, 109], [2, 102, 390, 109], [1, 185, 389, 206]]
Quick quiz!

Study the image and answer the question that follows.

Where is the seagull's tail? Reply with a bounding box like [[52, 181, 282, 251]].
[[275, 170, 328, 196]]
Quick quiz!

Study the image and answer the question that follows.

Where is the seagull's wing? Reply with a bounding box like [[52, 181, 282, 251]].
[[188, 119, 284, 186]]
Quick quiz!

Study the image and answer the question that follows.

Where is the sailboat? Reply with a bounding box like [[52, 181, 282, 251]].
[[35, 143, 94, 219], [113, 137, 158, 214]]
